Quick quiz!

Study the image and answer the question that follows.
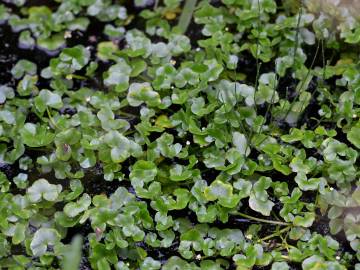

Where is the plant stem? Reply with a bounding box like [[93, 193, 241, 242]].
[[233, 64, 251, 144], [283, 40, 320, 121], [66, 74, 87, 80], [123, 130, 136, 136], [321, 39, 326, 81], [293, 0, 303, 66], [117, 111, 138, 118], [138, 74, 152, 82], [46, 107, 58, 129], [259, 226, 291, 242], [258, 74, 278, 136], [178, 0, 197, 34], [253, 0, 261, 108], [154, 0, 159, 10], [234, 212, 290, 226], [245, 0, 262, 154]]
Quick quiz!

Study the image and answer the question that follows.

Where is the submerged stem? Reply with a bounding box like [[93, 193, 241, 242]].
[[178, 0, 197, 34], [234, 212, 290, 226]]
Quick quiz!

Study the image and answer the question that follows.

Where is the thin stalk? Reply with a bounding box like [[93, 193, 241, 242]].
[[154, 0, 159, 10], [298, 39, 326, 114], [123, 130, 136, 136], [279, 86, 290, 119], [314, 191, 320, 209], [279, 229, 291, 252], [245, 0, 262, 152], [293, 0, 303, 66], [253, 0, 261, 109], [321, 39, 326, 81], [234, 63, 251, 143], [46, 107, 58, 129], [300, 43, 324, 115], [258, 74, 278, 135], [178, 0, 197, 34], [283, 40, 320, 121], [234, 212, 290, 226], [66, 74, 87, 80], [280, 0, 302, 119], [138, 74, 152, 82], [251, 76, 279, 148], [259, 226, 291, 242], [117, 111, 138, 118]]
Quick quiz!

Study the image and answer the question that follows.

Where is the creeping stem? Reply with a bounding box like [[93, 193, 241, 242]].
[[234, 212, 290, 226]]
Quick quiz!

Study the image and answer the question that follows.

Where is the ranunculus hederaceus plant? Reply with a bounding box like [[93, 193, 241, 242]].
[[0, 0, 359, 269]]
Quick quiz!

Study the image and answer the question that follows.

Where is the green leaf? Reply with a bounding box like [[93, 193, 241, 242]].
[[11, 59, 37, 79], [61, 235, 82, 270], [249, 196, 274, 216], [59, 45, 90, 71], [204, 180, 240, 207], [0, 85, 14, 103], [30, 228, 61, 256], [19, 30, 35, 48], [255, 73, 279, 105], [130, 160, 158, 184], [232, 132, 250, 156], [55, 128, 81, 146], [140, 257, 161, 270], [104, 59, 132, 92], [103, 130, 141, 163], [17, 75, 38, 96], [156, 133, 182, 158], [234, 179, 252, 199], [249, 177, 274, 216], [202, 59, 223, 82], [127, 82, 161, 107], [64, 194, 91, 218], [347, 124, 360, 149], [216, 80, 255, 109], [12, 224, 26, 245], [13, 173, 28, 189], [169, 164, 193, 182], [96, 258, 111, 270], [20, 123, 55, 147], [34, 89, 63, 113], [27, 179, 62, 203], [104, 24, 125, 38], [293, 212, 315, 228], [271, 262, 289, 270], [37, 33, 65, 51], [0, 110, 15, 124]]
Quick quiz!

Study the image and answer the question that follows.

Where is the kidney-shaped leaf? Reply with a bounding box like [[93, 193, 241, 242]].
[[34, 89, 63, 113], [64, 193, 91, 218], [20, 123, 55, 147], [127, 82, 161, 107], [30, 228, 61, 256], [130, 160, 158, 184], [347, 124, 360, 149], [27, 179, 62, 203]]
